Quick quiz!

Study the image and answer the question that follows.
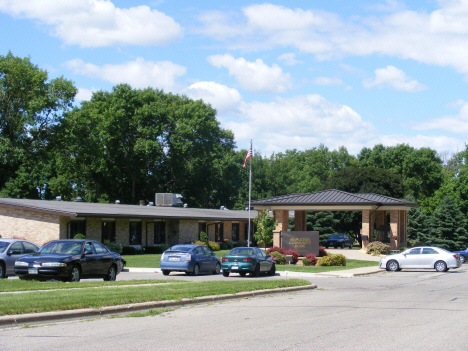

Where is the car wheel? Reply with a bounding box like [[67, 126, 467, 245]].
[[193, 264, 200, 276], [239, 272, 247, 277], [162, 270, 170, 275], [341, 243, 345, 249], [104, 265, 117, 281], [386, 260, 399, 272], [222, 271, 230, 277], [460, 255, 466, 264], [0, 262, 5, 279], [68, 265, 81, 282], [212, 263, 221, 275], [268, 263, 276, 276], [251, 264, 260, 277], [435, 261, 448, 272]]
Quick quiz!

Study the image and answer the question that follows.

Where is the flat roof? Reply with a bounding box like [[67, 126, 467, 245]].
[[0, 198, 256, 221], [249, 189, 418, 211]]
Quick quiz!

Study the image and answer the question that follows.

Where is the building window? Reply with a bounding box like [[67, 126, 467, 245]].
[[154, 222, 166, 244], [129, 222, 142, 245], [198, 222, 206, 240], [101, 221, 116, 244], [232, 223, 239, 241], [215, 223, 224, 242], [70, 220, 86, 238]]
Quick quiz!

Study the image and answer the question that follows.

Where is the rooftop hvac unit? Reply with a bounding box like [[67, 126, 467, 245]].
[[155, 193, 184, 207]]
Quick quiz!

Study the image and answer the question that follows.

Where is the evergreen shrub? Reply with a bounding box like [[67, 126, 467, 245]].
[[366, 241, 391, 255], [270, 251, 286, 265], [106, 242, 123, 254]]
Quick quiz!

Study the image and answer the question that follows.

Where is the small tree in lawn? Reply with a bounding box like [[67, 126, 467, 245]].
[[253, 210, 277, 246]]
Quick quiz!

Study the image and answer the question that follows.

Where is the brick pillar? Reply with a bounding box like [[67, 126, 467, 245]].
[[294, 210, 307, 231], [273, 210, 289, 248], [361, 210, 374, 249], [398, 210, 407, 248], [390, 210, 399, 249]]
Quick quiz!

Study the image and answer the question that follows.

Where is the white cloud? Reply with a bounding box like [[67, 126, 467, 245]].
[[64, 58, 186, 92], [365, 0, 405, 13], [207, 54, 292, 93], [197, 2, 468, 76], [184, 81, 242, 113], [312, 77, 343, 86], [363, 66, 427, 92], [75, 87, 97, 101], [0, 0, 183, 47], [224, 94, 375, 154], [277, 53, 302, 66], [412, 102, 468, 136]]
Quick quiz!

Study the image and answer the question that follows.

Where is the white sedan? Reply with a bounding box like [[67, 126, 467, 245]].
[[379, 246, 462, 272]]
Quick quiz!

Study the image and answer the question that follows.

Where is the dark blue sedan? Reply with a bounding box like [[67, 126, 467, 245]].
[[453, 248, 468, 263], [160, 244, 221, 276]]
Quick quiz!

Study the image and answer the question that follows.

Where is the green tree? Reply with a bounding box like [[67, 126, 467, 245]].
[[253, 210, 277, 246], [407, 208, 432, 245], [0, 52, 76, 198], [428, 196, 468, 251], [51, 84, 235, 206], [307, 211, 338, 244]]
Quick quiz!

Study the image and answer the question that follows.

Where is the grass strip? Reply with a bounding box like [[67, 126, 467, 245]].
[[276, 259, 378, 272], [0, 279, 310, 316], [0, 279, 186, 293]]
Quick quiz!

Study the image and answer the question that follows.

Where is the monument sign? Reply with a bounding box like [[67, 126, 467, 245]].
[[281, 231, 319, 256]]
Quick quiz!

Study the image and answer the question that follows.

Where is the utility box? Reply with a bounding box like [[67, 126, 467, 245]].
[[155, 193, 184, 207]]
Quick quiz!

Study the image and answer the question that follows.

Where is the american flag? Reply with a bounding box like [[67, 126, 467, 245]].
[[243, 143, 252, 168]]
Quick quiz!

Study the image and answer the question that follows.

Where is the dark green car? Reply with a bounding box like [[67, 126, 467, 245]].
[[221, 247, 276, 277]]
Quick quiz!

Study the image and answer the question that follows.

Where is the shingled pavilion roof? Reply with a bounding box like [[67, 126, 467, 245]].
[[249, 189, 418, 211]]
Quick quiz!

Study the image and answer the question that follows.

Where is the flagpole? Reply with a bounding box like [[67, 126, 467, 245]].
[[247, 139, 252, 247]]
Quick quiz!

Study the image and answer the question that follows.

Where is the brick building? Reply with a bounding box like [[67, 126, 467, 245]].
[[0, 198, 255, 247]]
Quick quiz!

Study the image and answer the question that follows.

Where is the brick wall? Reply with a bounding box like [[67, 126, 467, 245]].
[[179, 220, 198, 244], [0, 207, 61, 246]]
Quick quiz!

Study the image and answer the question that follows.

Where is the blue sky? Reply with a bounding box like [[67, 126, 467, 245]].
[[1, 0, 468, 157]]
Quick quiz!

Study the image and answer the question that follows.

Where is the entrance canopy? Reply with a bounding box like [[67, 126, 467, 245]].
[[249, 189, 418, 249]]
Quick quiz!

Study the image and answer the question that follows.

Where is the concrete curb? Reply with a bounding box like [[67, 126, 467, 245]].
[[0, 284, 316, 329]]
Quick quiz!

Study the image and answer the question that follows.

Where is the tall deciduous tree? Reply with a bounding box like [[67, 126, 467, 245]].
[[0, 52, 76, 198]]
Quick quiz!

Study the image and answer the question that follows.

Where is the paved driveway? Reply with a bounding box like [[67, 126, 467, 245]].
[[325, 247, 382, 261]]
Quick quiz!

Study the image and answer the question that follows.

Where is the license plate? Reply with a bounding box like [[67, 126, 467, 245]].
[[28, 268, 38, 275], [231, 265, 239, 270], [169, 257, 179, 261]]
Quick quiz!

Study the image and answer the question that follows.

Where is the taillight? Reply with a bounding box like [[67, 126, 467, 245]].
[[453, 254, 458, 259], [222, 257, 229, 262], [161, 253, 165, 261], [185, 253, 191, 261], [243, 257, 253, 261]]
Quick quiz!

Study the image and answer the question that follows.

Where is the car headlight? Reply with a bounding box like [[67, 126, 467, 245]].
[[41, 262, 67, 267], [15, 261, 28, 266]]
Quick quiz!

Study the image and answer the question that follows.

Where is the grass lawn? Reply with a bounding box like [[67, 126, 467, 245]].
[[0, 279, 310, 316], [124, 251, 377, 273]]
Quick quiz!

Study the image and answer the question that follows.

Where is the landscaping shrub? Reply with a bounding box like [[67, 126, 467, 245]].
[[199, 231, 209, 244], [233, 240, 247, 247], [304, 254, 317, 266], [302, 258, 311, 266], [208, 241, 220, 251], [270, 251, 286, 265], [319, 246, 328, 257], [143, 245, 169, 254], [106, 242, 123, 254], [366, 241, 391, 255], [220, 239, 235, 250], [122, 246, 142, 255], [266, 246, 285, 255], [285, 249, 299, 262], [192, 240, 206, 246], [316, 254, 346, 266], [73, 234, 86, 239]]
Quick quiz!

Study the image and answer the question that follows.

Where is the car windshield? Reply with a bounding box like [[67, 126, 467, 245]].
[[40, 242, 83, 255], [229, 248, 255, 256], [0, 241, 10, 253], [169, 246, 192, 252], [329, 235, 346, 239]]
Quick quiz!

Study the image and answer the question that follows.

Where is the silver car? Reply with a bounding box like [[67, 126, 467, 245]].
[[379, 246, 462, 272], [0, 239, 41, 278]]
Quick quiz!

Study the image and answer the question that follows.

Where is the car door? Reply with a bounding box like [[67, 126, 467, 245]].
[[420, 248, 440, 268], [5, 241, 24, 275], [81, 242, 98, 276], [93, 242, 113, 275], [255, 248, 269, 271], [202, 246, 216, 271], [399, 248, 422, 268], [194, 246, 208, 271]]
